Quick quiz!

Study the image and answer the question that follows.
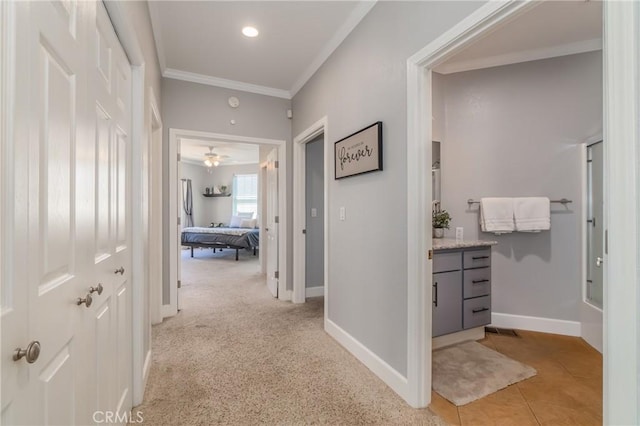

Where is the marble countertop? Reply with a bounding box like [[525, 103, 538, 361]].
[[432, 238, 498, 251]]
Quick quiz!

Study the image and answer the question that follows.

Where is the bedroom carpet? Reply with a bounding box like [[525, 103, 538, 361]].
[[133, 248, 445, 425], [432, 341, 537, 406]]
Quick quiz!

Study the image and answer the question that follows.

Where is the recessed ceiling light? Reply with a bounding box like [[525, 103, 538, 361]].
[[242, 26, 259, 38]]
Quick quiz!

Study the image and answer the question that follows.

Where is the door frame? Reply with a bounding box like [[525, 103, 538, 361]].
[[580, 136, 603, 353], [167, 128, 288, 316], [407, 0, 640, 419], [102, 1, 149, 408], [292, 117, 329, 305]]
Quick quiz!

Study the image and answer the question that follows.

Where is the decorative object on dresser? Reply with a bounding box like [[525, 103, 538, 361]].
[[334, 121, 383, 179]]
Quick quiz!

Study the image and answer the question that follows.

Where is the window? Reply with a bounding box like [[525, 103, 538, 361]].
[[232, 174, 258, 218]]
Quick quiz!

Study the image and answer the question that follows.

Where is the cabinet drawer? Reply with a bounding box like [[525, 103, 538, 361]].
[[433, 251, 462, 273], [464, 248, 491, 269], [463, 296, 491, 329], [463, 267, 491, 299]]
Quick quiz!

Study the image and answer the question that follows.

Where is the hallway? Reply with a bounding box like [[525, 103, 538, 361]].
[[135, 249, 444, 424]]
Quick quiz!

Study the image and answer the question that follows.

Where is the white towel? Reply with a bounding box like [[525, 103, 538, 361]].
[[513, 197, 550, 232], [480, 198, 515, 234]]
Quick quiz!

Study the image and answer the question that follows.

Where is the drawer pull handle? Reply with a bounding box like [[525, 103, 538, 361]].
[[472, 256, 489, 260], [433, 282, 438, 307], [472, 307, 489, 314], [472, 279, 489, 284]]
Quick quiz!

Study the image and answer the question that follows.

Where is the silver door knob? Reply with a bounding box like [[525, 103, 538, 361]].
[[13, 341, 41, 363], [89, 283, 103, 295], [77, 293, 93, 307], [596, 257, 604, 267], [114, 267, 125, 275]]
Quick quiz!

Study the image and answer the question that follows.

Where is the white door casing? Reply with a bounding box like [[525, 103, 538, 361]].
[[167, 129, 288, 315], [292, 116, 330, 305], [265, 148, 279, 298], [1, 1, 133, 423]]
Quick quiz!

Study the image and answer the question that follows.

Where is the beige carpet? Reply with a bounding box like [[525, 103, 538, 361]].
[[134, 247, 445, 425], [432, 341, 537, 406]]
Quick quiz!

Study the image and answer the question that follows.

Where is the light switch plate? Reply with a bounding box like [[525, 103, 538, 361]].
[[311, 208, 317, 218], [339, 207, 346, 221]]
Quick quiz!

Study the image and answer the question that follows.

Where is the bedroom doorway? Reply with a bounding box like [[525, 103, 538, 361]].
[[293, 117, 329, 304], [166, 129, 288, 319]]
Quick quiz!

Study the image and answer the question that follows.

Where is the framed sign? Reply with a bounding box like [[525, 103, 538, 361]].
[[334, 121, 383, 179]]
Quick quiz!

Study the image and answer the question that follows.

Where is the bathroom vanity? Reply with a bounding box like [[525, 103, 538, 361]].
[[432, 239, 497, 349]]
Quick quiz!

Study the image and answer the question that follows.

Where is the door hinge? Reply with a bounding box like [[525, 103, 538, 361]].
[[178, 217, 181, 225], [274, 160, 279, 169], [428, 249, 433, 260], [302, 229, 306, 234], [275, 216, 279, 224], [274, 271, 279, 279], [605, 230, 608, 254], [178, 280, 182, 289], [177, 153, 181, 162]]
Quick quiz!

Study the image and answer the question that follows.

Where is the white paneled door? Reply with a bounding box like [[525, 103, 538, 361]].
[[265, 149, 279, 298], [1, 1, 132, 424]]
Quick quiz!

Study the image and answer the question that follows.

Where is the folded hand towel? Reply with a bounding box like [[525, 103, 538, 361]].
[[513, 197, 550, 231], [480, 198, 515, 234]]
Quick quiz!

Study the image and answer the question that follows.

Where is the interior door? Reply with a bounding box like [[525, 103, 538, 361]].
[[265, 149, 279, 297], [1, 1, 133, 423], [177, 142, 183, 310], [582, 141, 604, 352]]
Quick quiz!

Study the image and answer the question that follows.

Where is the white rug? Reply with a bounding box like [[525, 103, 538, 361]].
[[432, 340, 537, 406]]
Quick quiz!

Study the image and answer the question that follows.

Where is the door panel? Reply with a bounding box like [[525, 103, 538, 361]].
[[266, 149, 279, 297], [1, 1, 133, 423]]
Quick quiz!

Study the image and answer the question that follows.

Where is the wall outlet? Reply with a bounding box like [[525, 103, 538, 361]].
[[311, 208, 317, 218], [456, 227, 464, 242], [339, 207, 346, 221]]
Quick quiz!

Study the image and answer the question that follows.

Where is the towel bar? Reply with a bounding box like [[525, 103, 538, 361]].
[[467, 198, 572, 205]]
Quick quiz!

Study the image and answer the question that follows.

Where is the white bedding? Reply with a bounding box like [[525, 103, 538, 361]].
[[182, 226, 254, 236]]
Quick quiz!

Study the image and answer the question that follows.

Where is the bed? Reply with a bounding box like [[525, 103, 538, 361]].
[[181, 227, 260, 261]]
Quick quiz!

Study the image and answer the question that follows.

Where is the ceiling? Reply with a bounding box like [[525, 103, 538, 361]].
[[180, 139, 259, 167], [149, 1, 375, 99], [435, 0, 602, 74]]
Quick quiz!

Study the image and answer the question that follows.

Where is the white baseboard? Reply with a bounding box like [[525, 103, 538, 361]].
[[325, 319, 409, 402], [491, 312, 581, 336], [305, 286, 324, 298]]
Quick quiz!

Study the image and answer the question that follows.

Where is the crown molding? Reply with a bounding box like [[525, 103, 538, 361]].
[[435, 38, 602, 75], [163, 68, 292, 99], [289, 0, 377, 97]]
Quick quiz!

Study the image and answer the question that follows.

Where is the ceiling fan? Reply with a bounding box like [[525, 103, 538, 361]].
[[203, 147, 229, 168]]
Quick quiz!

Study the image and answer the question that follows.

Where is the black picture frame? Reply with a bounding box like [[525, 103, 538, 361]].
[[334, 121, 383, 179]]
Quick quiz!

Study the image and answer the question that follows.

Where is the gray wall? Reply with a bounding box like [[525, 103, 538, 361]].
[[162, 80, 292, 299], [438, 52, 602, 321], [305, 136, 324, 288], [207, 163, 260, 224], [180, 162, 259, 227], [291, 1, 484, 376], [180, 163, 210, 227]]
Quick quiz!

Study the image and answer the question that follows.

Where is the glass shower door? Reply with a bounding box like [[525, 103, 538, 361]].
[[586, 141, 603, 308]]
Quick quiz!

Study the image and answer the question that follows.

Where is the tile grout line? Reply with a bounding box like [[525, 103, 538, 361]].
[[516, 382, 541, 425]]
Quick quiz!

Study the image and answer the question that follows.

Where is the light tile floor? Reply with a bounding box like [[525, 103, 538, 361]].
[[430, 330, 603, 425]]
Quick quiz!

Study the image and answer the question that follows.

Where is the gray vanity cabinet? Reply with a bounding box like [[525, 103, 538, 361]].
[[433, 247, 492, 338], [433, 270, 463, 337]]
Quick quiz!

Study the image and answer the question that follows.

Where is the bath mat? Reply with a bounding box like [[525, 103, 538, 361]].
[[432, 341, 536, 406]]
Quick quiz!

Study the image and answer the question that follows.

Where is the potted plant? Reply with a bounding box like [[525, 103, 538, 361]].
[[432, 209, 451, 238], [218, 185, 228, 195]]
